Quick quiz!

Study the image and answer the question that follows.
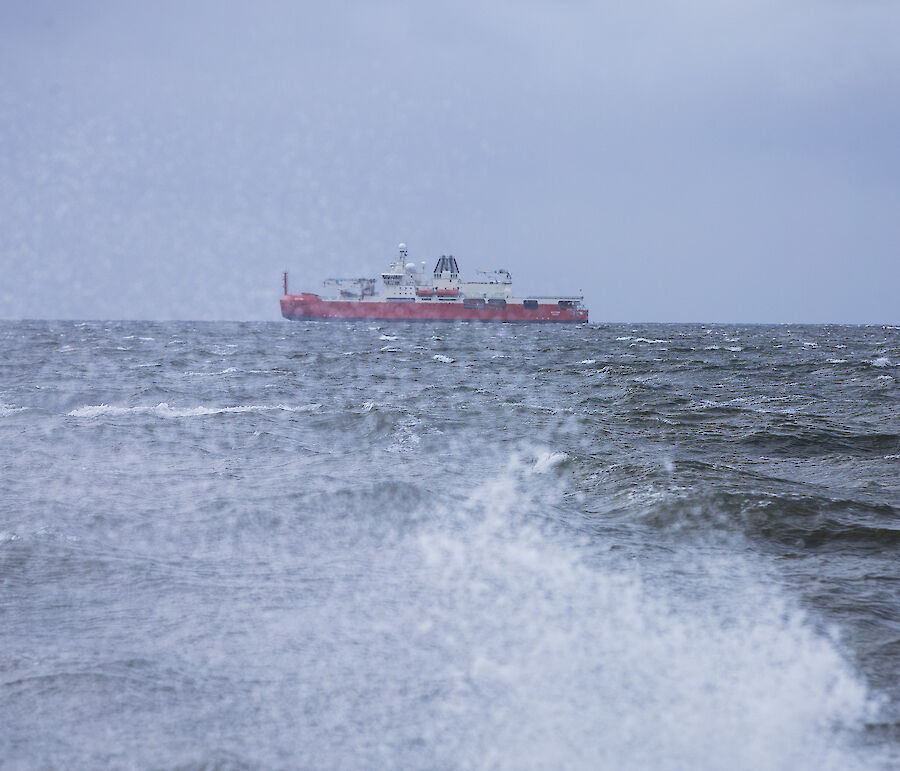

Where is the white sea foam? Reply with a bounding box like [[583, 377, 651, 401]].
[[380, 346, 400, 352], [726, 346, 743, 352], [531, 450, 569, 473], [0, 403, 26, 417], [380, 334, 398, 341], [579, 359, 596, 365], [362, 401, 375, 412], [827, 359, 848, 364], [631, 338, 667, 344], [433, 354, 455, 364], [182, 367, 240, 377], [387, 458, 878, 770], [868, 357, 892, 367], [67, 403, 320, 419]]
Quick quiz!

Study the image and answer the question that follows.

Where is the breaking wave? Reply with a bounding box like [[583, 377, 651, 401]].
[[287, 455, 878, 770], [67, 402, 321, 418]]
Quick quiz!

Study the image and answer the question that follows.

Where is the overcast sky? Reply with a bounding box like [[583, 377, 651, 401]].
[[1, 0, 898, 322]]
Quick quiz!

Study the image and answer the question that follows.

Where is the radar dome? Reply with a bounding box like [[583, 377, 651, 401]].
[[405, 262, 416, 270], [398, 243, 407, 249]]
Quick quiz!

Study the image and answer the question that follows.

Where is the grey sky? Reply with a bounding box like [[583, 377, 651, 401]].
[[1, 0, 898, 322]]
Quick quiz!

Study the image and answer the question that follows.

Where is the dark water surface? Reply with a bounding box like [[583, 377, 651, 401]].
[[1, 320, 898, 769]]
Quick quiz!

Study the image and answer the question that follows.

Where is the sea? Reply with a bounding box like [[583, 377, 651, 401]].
[[1, 319, 898, 770]]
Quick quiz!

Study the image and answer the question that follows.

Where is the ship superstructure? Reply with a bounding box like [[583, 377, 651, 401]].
[[280, 244, 588, 322]]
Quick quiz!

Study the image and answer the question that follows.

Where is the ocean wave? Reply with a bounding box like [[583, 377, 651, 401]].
[[740, 427, 900, 457], [0, 403, 26, 416], [868, 357, 893, 368], [404, 464, 875, 770], [182, 367, 240, 377], [433, 354, 455, 364], [531, 450, 570, 473], [67, 403, 321, 419]]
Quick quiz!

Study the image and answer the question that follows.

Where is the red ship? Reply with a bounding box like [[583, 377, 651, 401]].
[[281, 244, 588, 323]]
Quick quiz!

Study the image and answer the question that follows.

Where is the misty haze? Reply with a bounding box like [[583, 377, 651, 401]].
[[1, 3, 899, 770]]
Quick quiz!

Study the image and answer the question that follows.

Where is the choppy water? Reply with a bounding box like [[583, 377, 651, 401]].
[[1, 320, 898, 769]]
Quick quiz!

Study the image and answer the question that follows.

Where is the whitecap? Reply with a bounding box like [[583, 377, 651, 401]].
[[868, 357, 892, 367], [0, 403, 26, 417], [531, 451, 569, 473], [726, 346, 743, 352], [827, 359, 848, 364], [380, 346, 400, 352], [631, 338, 667, 344], [616, 336, 632, 341], [67, 403, 320, 419], [433, 354, 455, 364], [380, 334, 398, 341], [182, 367, 240, 377], [363, 402, 375, 412], [579, 359, 596, 365]]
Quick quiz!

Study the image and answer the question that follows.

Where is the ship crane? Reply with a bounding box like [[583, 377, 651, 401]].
[[323, 277, 376, 298], [475, 268, 512, 284]]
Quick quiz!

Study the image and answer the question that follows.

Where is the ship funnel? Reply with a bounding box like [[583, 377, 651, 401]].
[[433, 255, 460, 278]]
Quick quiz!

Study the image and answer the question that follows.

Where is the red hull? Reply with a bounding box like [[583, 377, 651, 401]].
[[281, 294, 588, 323]]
